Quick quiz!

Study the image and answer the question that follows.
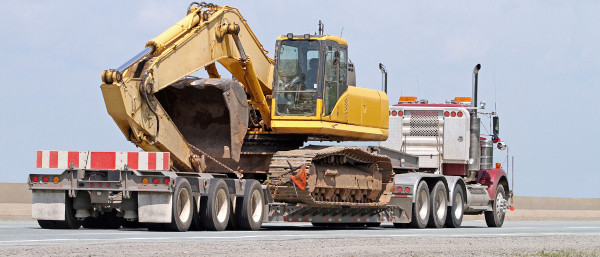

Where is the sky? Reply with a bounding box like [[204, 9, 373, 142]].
[[0, 1, 598, 198]]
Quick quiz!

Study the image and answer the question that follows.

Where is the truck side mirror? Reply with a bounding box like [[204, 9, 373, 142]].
[[493, 116, 500, 135]]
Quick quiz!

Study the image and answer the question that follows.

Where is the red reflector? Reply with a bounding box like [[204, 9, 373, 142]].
[[451, 111, 456, 117], [32, 176, 39, 183], [510, 206, 515, 211], [457, 111, 463, 117], [42, 176, 49, 183], [405, 187, 411, 193], [163, 178, 170, 185], [398, 110, 403, 116], [303, 218, 309, 222], [98, 183, 102, 187], [396, 186, 403, 193], [394, 194, 408, 198], [392, 110, 397, 116], [444, 111, 450, 117], [106, 183, 110, 187], [90, 183, 94, 187], [153, 178, 159, 185]]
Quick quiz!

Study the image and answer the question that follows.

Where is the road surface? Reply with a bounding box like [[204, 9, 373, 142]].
[[0, 220, 598, 256]]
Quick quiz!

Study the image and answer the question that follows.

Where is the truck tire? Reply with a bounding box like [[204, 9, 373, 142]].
[[49, 193, 81, 229], [485, 184, 506, 227], [409, 180, 430, 229], [236, 180, 264, 231], [445, 184, 464, 228], [163, 178, 193, 232], [201, 179, 230, 231], [427, 181, 448, 228]]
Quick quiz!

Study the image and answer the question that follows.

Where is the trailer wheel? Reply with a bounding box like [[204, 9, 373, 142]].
[[409, 180, 430, 229], [201, 179, 230, 231], [427, 181, 448, 228], [37, 220, 57, 229], [236, 180, 264, 231], [445, 184, 464, 228], [189, 196, 203, 231], [485, 184, 507, 227], [162, 178, 193, 232], [51, 193, 81, 229]]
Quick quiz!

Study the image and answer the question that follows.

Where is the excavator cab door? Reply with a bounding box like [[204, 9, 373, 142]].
[[273, 40, 321, 117], [322, 42, 348, 117]]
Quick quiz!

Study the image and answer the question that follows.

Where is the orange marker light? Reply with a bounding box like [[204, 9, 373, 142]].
[[142, 178, 149, 184], [496, 163, 501, 168], [53, 177, 60, 183]]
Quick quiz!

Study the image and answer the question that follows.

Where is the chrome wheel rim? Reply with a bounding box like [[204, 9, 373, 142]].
[[216, 189, 228, 223], [250, 189, 263, 223], [178, 187, 191, 223], [435, 190, 447, 219], [454, 194, 463, 219], [418, 189, 428, 220]]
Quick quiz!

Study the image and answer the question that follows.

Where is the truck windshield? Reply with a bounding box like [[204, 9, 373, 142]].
[[274, 40, 320, 116]]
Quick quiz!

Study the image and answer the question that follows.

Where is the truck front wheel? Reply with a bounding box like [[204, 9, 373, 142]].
[[164, 178, 193, 232], [485, 184, 507, 227], [201, 179, 230, 231], [409, 181, 430, 229]]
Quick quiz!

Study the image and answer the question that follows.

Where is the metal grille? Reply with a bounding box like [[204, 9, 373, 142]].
[[409, 111, 440, 136]]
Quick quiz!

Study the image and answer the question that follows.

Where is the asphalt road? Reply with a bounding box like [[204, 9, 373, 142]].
[[0, 220, 598, 256]]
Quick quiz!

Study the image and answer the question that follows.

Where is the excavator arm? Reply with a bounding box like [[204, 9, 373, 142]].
[[100, 3, 274, 173]]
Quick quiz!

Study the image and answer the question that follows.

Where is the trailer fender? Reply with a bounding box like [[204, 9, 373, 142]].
[[478, 168, 509, 200], [32, 190, 66, 221], [393, 173, 448, 204], [444, 176, 466, 207], [138, 192, 172, 223]]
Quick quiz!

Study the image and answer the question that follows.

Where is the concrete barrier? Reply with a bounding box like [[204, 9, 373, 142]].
[[1, 183, 599, 221]]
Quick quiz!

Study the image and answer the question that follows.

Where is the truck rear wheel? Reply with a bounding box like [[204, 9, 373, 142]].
[[201, 179, 230, 231], [409, 181, 430, 229], [163, 178, 193, 232], [485, 184, 506, 227], [236, 180, 264, 231], [445, 184, 464, 228], [427, 181, 448, 228]]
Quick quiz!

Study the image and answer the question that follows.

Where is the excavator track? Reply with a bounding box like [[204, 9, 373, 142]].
[[268, 145, 394, 207]]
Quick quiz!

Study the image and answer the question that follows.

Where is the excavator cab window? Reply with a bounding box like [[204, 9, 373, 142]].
[[323, 45, 348, 116], [274, 40, 320, 116]]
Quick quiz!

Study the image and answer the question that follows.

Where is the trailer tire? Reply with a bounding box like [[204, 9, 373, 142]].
[[409, 180, 430, 229], [163, 178, 193, 232], [236, 180, 264, 231], [189, 196, 203, 231], [427, 181, 448, 228], [51, 193, 81, 229], [445, 184, 464, 228], [38, 220, 57, 229], [485, 184, 506, 227], [201, 179, 230, 231], [145, 223, 163, 231]]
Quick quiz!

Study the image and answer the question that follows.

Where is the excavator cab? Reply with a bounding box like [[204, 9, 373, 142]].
[[273, 35, 347, 118], [270, 35, 387, 141]]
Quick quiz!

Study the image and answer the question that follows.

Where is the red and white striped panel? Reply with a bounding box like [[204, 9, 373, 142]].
[[36, 151, 170, 170]]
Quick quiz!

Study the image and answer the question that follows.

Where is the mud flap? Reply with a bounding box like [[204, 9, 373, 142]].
[[138, 192, 172, 223], [32, 190, 65, 221], [155, 78, 248, 162]]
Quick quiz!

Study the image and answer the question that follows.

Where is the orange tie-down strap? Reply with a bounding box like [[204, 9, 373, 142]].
[[290, 165, 307, 191]]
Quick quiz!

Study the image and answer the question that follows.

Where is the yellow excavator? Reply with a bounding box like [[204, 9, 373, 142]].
[[101, 2, 391, 206]]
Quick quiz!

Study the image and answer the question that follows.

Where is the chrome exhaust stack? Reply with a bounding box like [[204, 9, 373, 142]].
[[466, 64, 481, 182]]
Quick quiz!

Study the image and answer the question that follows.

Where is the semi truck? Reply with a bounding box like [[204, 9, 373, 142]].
[[28, 2, 511, 231]]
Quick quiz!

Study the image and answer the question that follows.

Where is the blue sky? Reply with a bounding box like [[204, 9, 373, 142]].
[[0, 1, 598, 198]]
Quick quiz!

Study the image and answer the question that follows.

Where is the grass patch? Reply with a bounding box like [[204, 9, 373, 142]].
[[520, 249, 600, 257]]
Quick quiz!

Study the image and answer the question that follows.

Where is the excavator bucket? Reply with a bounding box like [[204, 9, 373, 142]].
[[155, 78, 248, 162]]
